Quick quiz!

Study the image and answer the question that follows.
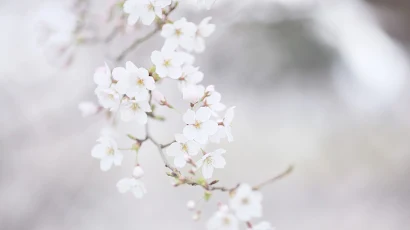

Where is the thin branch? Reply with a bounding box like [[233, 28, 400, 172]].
[[116, 28, 160, 62], [252, 165, 294, 190]]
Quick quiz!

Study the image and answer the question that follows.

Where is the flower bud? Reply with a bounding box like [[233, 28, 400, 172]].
[[132, 165, 144, 179], [186, 200, 196, 211]]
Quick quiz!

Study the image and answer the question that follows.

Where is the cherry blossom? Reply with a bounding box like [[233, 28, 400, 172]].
[[117, 177, 147, 199], [95, 86, 122, 110], [167, 134, 201, 168], [113, 61, 155, 100], [151, 47, 184, 79], [207, 207, 239, 230], [161, 17, 197, 51], [91, 137, 123, 171], [182, 84, 205, 103], [194, 17, 216, 53], [229, 184, 263, 221], [93, 63, 112, 88], [252, 222, 274, 230], [196, 149, 226, 179], [203, 90, 226, 114], [210, 106, 236, 143], [78, 101, 99, 117], [183, 107, 218, 144], [120, 99, 152, 123], [123, 0, 171, 26], [179, 65, 204, 89]]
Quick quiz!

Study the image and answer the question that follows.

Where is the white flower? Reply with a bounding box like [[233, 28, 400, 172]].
[[95, 86, 122, 110], [210, 106, 235, 143], [229, 184, 263, 221], [161, 18, 197, 51], [183, 107, 218, 144], [194, 17, 215, 53], [252, 222, 274, 230], [91, 137, 123, 171], [197, 149, 226, 179], [93, 63, 112, 88], [78, 101, 99, 117], [133, 165, 145, 178], [182, 84, 205, 103], [116, 177, 147, 199], [113, 61, 155, 100], [167, 134, 201, 168], [151, 47, 184, 79], [123, 0, 170, 26], [179, 65, 204, 89], [197, 0, 217, 10], [204, 91, 226, 114], [120, 99, 152, 124], [207, 208, 239, 230]]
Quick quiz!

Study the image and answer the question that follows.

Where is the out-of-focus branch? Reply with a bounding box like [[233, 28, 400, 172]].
[[252, 165, 294, 190]]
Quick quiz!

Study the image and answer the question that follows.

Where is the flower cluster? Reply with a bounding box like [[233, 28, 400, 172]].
[[76, 0, 285, 229]]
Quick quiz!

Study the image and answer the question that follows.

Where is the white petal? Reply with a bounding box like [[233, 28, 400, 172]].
[[183, 125, 197, 140], [113, 152, 123, 166], [194, 37, 206, 53], [127, 13, 140, 25], [140, 11, 156, 25], [174, 155, 187, 168], [211, 155, 226, 168], [202, 120, 218, 135], [174, 133, 187, 143], [144, 77, 156, 90], [168, 66, 182, 79], [126, 61, 138, 72], [196, 107, 211, 122], [161, 24, 175, 38], [116, 178, 131, 193], [138, 100, 152, 112], [183, 109, 196, 124], [112, 67, 128, 81], [100, 157, 113, 171], [151, 50, 163, 65], [186, 141, 200, 156], [202, 163, 214, 179], [91, 144, 105, 158], [155, 65, 168, 78], [134, 111, 148, 124], [167, 142, 182, 157]]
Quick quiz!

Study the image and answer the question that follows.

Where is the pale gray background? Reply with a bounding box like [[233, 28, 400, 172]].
[[1, 0, 410, 229]]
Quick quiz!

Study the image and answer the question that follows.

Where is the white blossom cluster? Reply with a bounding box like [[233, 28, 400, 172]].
[[77, 0, 276, 229]]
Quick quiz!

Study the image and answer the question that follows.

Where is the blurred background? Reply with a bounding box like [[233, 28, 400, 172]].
[[1, 0, 410, 229]]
